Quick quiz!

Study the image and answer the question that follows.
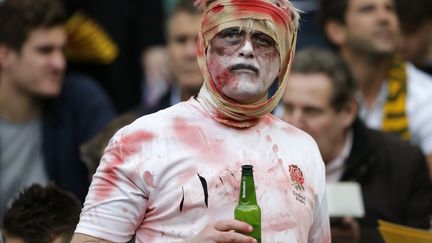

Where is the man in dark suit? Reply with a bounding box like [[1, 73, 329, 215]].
[[281, 48, 432, 243]]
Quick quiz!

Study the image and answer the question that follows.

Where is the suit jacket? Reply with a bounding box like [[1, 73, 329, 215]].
[[341, 119, 432, 243]]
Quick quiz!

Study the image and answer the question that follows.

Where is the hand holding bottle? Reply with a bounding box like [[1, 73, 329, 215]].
[[184, 219, 257, 243]]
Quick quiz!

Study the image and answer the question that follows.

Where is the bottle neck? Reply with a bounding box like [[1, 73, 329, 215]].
[[239, 172, 257, 204]]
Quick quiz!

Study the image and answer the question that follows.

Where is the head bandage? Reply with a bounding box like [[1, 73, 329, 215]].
[[197, 0, 299, 127]]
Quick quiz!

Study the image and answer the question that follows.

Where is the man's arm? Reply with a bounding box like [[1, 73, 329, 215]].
[[71, 233, 113, 243], [72, 220, 256, 243]]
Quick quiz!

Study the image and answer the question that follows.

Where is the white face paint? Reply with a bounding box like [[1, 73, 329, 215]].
[[206, 27, 280, 104]]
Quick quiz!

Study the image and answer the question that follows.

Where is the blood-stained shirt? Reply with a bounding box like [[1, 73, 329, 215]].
[[75, 97, 331, 243]]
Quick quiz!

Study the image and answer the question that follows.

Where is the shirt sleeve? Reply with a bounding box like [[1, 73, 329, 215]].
[[307, 142, 331, 243], [308, 190, 331, 243], [75, 129, 152, 242]]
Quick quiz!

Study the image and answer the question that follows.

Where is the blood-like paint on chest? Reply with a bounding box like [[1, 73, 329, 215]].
[[95, 131, 155, 201], [172, 116, 226, 163], [265, 135, 272, 142], [143, 171, 156, 188], [272, 144, 279, 153]]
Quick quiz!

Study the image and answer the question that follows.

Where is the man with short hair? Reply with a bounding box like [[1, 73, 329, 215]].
[[72, 0, 330, 242], [142, 0, 204, 114], [317, 0, 432, 176], [0, 0, 115, 217], [395, 0, 432, 75], [282, 48, 432, 243], [2, 183, 82, 243]]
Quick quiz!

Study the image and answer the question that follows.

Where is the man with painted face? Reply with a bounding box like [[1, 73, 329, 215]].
[[72, 0, 331, 242]]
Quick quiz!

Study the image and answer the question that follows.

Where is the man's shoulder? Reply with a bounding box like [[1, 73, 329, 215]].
[[126, 100, 202, 132], [270, 115, 322, 160], [270, 114, 316, 141], [406, 63, 432, 97], [61, 73, 109, 99], [366, 127, 424, 161]]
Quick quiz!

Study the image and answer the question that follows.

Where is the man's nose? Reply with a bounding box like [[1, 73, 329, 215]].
[[51, 50, 66, 71], [238, 35, 254, 58], [185, 39, 197, 58], [376, 6, 394, 25]]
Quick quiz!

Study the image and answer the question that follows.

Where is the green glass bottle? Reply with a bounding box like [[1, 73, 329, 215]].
[[234, 165, 261, 243]]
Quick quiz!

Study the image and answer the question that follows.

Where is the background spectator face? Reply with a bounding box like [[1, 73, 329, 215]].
[[326, 0, 399, 56], [398, 22, 432, 64], [167, 10, 202, 89], [396, 0, 432, 66], [282, 73, 354, 162], [206, 27, 280, 104], [281, 49, 357, 163], [398, 24, 432, 65], [0, 27, 66, 97]]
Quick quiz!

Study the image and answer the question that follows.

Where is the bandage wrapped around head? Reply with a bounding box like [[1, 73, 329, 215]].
[[196, 0, 299, 127]]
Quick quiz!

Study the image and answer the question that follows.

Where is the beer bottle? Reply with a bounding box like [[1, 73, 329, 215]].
[[234, 165, 261, 242]]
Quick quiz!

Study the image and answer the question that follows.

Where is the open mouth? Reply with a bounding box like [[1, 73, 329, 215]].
[[229, 64, 259, 74]]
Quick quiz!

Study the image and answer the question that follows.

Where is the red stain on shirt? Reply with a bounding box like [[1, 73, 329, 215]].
[[178, 168, 198, 184], [273, 144, 279, 153], [265, 135, 272, 142], [143, 171, 157, 188], [263, 215, 297, 232], [95, 131, 155, 201], [172, 116, 225, 163]]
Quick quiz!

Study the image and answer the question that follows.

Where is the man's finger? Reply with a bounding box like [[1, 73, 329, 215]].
[[215, 231, 257, 243], [214, 219, 253, 233]]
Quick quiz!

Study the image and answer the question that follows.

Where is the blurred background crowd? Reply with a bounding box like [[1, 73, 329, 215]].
[[0, 0, 432, 242]]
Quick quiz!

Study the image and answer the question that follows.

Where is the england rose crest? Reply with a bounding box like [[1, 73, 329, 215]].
[[289, 164, 304, 191]]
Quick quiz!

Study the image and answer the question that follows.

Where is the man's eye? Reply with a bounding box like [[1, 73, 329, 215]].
[[37, 46, 55, 54], [283, 103, 294, 114], [222, 33, 242, 43], [219, 28, 242, 43], [174, 36, 188, 44], [304, 108, 322, 117], [253, 34, 274, 46]]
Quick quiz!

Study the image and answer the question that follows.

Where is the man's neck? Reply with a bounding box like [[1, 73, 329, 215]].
[[340, 48, 392, 109], [0, 74, 41, 122], [324, 129, 352, 166]]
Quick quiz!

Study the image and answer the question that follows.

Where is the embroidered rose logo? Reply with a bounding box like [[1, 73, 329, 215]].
[[289, 164, 304, 191]]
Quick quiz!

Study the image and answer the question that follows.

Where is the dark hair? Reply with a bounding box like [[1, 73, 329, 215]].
[[165, 0, 202, 39], [395, 0, 432, 34], [316, 0, 349, 34], [0, 0, 66, 51], [2, 183, 82, 243], [171, 0, 202, 17], [291, 48, 357, 111]]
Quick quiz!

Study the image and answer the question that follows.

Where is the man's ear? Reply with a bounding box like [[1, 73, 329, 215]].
[[0, 44, 15, 68], [324, 20, 347, 46], [0, 44, 7, 67], [340, 98, 358, 128]]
